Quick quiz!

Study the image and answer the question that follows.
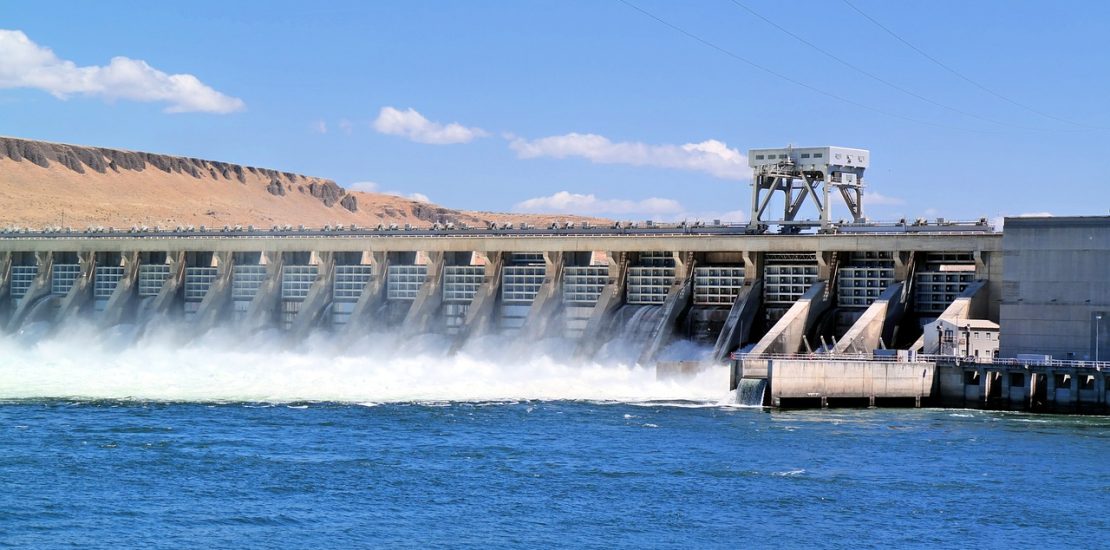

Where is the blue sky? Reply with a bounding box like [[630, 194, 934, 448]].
[[2, 0, 1109, 223]]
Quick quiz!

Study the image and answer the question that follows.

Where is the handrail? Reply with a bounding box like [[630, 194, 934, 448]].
[[731, 351, 1110, 371]]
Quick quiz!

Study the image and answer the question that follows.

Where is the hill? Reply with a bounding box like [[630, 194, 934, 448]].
[[0, 136, 601, 229]]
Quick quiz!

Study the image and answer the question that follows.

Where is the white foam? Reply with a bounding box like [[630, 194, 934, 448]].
[[0, 320, 730, 404]]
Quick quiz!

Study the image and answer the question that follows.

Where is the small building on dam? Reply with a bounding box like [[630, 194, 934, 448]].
[[0, 145, 1106, 412]]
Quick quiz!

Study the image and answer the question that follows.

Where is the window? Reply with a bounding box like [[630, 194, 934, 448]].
[[801, 153, 810, 158], [813, 153, 823, 158], [755, 154, 764, 160], [778, 154, 787, 159]]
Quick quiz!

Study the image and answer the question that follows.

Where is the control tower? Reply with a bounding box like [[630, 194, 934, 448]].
[[747, 146, 868, 232]]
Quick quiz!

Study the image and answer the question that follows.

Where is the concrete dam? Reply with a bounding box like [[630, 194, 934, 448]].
[[0, 225, 1001, 368], [4, 144, 1106, 412]]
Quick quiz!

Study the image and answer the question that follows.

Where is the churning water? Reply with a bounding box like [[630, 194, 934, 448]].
[[2, 322, 1109, 547], [0, 319, 725, 403]]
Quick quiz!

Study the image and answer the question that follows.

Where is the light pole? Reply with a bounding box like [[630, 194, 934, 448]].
[[1097, 312, 1104, 363]]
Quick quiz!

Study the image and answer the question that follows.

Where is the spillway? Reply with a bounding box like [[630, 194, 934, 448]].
[[0, 224, 1003, 373]]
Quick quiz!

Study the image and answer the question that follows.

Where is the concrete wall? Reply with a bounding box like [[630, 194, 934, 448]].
[[769, 359, 934, 400], [1000, 217, 1110, 360]]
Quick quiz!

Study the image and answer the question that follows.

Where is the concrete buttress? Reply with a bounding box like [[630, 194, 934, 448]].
[[449, 252, 506, 352], [7, 252, 53, 332], [575, 252, 630, 359], [139, 252, 185, 325], [639, 252, 695, 365], [100, 252, 141, 328], [240, 252, 283, 334], [402, 251, 445, 334], [193, 252, 234, 333], [520, 252, 565, 341], [833, 281, 907, 354], [289, 252, 335, 340], [342, 252, 388, 338], [916, 280, 988, 353], [53, 252, 96, 323], [749, 281, 833, 355], [0, 252, 11, 324], [712, 279, 763, 363]]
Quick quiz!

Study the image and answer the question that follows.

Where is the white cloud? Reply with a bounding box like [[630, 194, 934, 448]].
[[688, 208, 748, 224], [514, 191, 749, 223], [515, 191, 683, 217], [372, 106, 487, 145], [346, 180, 431, 203], [0, 29, 244, 114], [866, 191, 905, 206], [992, 211, 1053, 230], [347, 181, 380, 193], [311, 119, 327, 134], [508, 133, 747, 180]]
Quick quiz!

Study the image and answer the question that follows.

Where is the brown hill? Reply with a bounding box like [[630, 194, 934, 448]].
[[0, 136, 603, 229]]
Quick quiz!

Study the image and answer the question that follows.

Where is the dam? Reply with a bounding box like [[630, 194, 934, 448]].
[[0, 225, 1001, 358], [1, 144, 1105, 412]]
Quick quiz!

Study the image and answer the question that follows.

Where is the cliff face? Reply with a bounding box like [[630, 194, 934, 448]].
[[0, 136, 608, 229], [0, 136, 356, 213]]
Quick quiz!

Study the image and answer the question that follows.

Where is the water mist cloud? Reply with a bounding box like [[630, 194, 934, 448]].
[[0, 320, 726, 404]]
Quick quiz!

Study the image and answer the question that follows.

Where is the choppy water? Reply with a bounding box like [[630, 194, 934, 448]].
[[3, 402, 1109, 548], [1, 325, 1109, 547]]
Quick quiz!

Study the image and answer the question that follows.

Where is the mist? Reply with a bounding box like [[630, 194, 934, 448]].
[[0, 320, 730, 404]]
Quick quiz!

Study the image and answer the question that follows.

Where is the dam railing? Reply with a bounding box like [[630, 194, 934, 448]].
[[733, 352, 1110, 372]]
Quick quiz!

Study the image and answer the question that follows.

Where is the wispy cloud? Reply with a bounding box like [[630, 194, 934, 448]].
[[515, 191, 684, 217], [373, 106, 487, 145], [513, 190, 748, 223], [347, 180, 432, 203], [311, 119, 327, 134], [991, 211, 1053, 230], [508, 133, 747, 180], [347, 181, 381, 193], [866, 191, 905, 206], [0, 29, 244, 114]]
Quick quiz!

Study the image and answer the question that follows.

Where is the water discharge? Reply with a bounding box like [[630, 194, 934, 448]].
[[735, 378, 768, 407], [0, 319, 730, 404]]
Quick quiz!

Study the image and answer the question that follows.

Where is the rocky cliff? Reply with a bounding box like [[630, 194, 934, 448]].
[[0, 136, 605, 229], [0, 136, 356, 213]]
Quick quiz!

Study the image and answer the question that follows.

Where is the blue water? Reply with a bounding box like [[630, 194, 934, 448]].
[[2, 401, 1108, 548]]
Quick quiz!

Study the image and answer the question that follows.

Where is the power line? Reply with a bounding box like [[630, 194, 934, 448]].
[[840, 0, 1102, 130], [615, 0, 993, 133], [728, 0, 1046, 132]]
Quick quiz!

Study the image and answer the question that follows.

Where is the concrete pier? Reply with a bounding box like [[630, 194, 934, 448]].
[[768, 359, 934, 408], [936, 361, 1109, 413]]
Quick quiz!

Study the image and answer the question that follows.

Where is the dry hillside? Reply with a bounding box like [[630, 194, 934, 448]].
[[0, 136, 604, 229]]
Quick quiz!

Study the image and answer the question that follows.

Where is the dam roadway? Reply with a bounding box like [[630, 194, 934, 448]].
[[0, 225, 999, 253]]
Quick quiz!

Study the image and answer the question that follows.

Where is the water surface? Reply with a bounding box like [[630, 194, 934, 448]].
[[2, 401, 1107, 548]]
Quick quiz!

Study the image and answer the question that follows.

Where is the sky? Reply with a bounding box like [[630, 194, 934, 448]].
[[2, 0, 1109, 224]]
